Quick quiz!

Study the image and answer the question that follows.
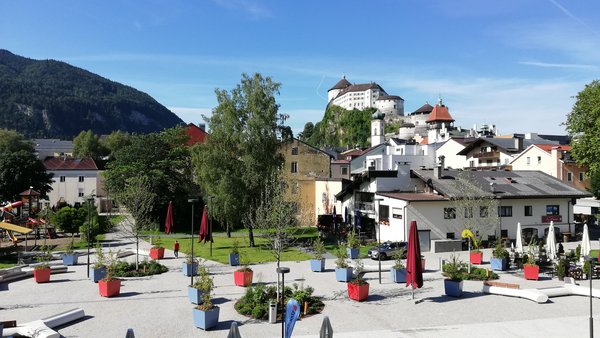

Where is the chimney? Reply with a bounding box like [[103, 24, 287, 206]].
[[199, 123, 206, 131], [514, 134, 524, 151], [490, 182, 496, 193], [551, 146, 561, 178], [436, 155, 445, 179]]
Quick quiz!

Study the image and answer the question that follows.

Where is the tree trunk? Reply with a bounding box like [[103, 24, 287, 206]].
[[248, 225, 255, 247], [226, 221, 231, 238], [135, 233, 139, 271]]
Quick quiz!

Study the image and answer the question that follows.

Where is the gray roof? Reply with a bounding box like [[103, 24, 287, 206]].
[[412, 168, 592, 199], [457, 137, 558, 155]]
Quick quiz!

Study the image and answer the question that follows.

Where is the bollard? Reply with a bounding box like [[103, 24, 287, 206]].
[[268, 301, 277, 324]]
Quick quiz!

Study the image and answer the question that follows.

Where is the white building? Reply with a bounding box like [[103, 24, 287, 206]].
[[327, 77, 404, 118], [43, 157, 100, 207]]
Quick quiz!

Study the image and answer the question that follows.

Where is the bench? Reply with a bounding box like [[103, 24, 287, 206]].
[[483, 281, 520, 289]]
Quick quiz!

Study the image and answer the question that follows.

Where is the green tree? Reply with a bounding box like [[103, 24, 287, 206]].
[[52, 206, 86, 235], [299, 122, 314, 141], [101, 130, 132, 157], [565, 80, 600, 175], [193, 73, 289, 246], [73, 130, 106, 159], [0, 129, 34, 153], [0, 150, 53, 201]]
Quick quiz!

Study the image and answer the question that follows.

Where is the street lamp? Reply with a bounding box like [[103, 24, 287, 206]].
[[276, 266, 290, 338], [86, 193, 95, 278], [188, 198, 198, 286], [585, 255, 594, 338], [374, 197, 383, 284]]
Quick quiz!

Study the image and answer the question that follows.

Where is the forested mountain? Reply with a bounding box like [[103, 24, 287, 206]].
[[303, 105, 374, 148], [0, 50, 183, 138]]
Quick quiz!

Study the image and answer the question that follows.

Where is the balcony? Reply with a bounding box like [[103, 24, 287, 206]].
[[355, 202, 374, 213], [473, 151, 500, 159]]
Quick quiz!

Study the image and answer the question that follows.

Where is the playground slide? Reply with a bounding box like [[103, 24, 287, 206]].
[[7, 230, 18, 243], [1, 200, 23, 211]]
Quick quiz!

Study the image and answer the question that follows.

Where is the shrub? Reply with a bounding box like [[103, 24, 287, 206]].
[[235, 283, 324, 320], [111, 259, 168, 277]]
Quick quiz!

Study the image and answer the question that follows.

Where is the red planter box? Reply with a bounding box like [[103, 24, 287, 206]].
[[149, 247, 165, 260], [234, 270, 253, 287], [33, 268, 51, 283], [470, 251, 483, 264], [347, 282, 369, 301], [524, 264, 539, 280], [99, 279, 122, 297]]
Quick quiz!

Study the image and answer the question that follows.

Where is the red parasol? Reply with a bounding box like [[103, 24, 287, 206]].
[[164, 201, 174, 234], [198, 205, 212, 243], [405, 220, 423, 298]]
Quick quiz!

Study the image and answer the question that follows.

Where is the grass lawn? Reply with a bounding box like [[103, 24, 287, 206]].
[[324, 243, 372, 259], [591, 249, 598, 258], [0, 256, 17, 269]]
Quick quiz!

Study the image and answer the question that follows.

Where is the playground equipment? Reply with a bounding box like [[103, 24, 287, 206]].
[[0, 221, 32, 245], [2, 308, 85, 338]]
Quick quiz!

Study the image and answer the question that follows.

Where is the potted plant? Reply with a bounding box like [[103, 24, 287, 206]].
[[99, 250, 121, 297], [149, 231, 165, 260], [347, 260, 369, 301], [183, 256, 199, 277], [390, 248, 407, 283], [335, 245, 353, 282], [523, 238, 539, 281], [555, 258, 567, 281], [192, 264, 219, 330], [442, 253, 466, 297], [469, 236, 483, 265], [188, 260, 207, 304], [490, 240, 510, 271], [346, 231, 360, 259], [229, 239, 240, 266], [33, 246, 52, 283], [233, 256, 253, 287], [62, 238, 78, 266], [90, 242, 107, 283], [310, 237, 326, 272]]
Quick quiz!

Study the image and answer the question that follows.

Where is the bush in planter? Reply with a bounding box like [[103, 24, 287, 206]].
[[490, 240, 510, 271], [335, 246, 352, 282], [310, 237, 326, 272], [524, 238, 540, 280], [346, 231, 360, 259], [149, 231, 165, 260], [183, 256, 199, 277], [348, 260, 369, 301], [192, 264, 219, 330], [99, 250, 121, 297], [62, 238, 79, 266], [33, 246, 52, 283], [234, 256, 253, 287], [235, 283, 324, 320], [390, 248, 407, 283], [442, 253, 467, 297], [555, 259, 567, 281], [229, 239, 240, 266], [90, 242, 107, 282], [469, 234, 483, 264], [189, 260, 208, 304]]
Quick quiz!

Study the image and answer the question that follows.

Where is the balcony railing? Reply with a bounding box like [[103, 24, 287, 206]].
[[473, 151, 500, 159], [355, 202, 374, 212]]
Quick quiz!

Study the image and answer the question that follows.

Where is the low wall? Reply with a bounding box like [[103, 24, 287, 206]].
[[431, 239, 463, 253]]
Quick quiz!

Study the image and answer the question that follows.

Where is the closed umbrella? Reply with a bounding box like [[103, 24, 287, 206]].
[[516, 222, 523, 254], [198, 205, 212, 243], [546, 221, 557, 261], [344, 206, 349, 224], [405, 220, 423, 299], [355, 209, 361, 231], [581, 224, 591, 258], [164, 201, 173, 234]]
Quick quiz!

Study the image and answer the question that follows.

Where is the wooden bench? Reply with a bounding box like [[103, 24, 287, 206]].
[[483, 281, 520, 289]]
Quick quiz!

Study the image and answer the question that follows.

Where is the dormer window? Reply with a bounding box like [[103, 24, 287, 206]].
[[291, 147, 298, 155]]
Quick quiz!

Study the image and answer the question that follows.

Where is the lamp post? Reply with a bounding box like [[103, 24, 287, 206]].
[[585, 255, 594, 338], [374, 197, 383, 284], [276, 266, 290, 338], [208, 196, 215, 257], [86, 194, 95, 278], [188, 198, 198, 286]]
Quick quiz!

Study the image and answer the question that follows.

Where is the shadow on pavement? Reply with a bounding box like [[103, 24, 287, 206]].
[[212, 297, 230, 305], [424, 291, 484, 303], [118, 291, 141, 297], [54, 314, 95, 331], [213, 320, 242, 331]]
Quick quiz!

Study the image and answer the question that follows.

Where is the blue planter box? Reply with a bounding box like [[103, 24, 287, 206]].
[[193, 306, 219, 330], [444, 279, 463, 298], [490, 258, 508, 271], [62, 254, 78, 266], [183, 262, 199, 276], [188, 286, 204, 304], [335, 267, 353, 282], [90, 267, 106, 283], [390, 267, 407, 283], [347, 248, 359, 259], [229, 253, 240, 266], [310, 259, 325, 272]]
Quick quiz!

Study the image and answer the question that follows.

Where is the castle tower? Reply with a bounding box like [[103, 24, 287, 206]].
[[327, 76, 351, 102], [371, 109, 385, 147]]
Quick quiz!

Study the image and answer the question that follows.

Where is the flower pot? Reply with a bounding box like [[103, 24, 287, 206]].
[[347, 282, 369, 301], [390, 267, 407, 283], [470, 251, 483, 264], [188, 286, 204, 304], [33, 268, 51, 283], [347, 247, 359, 259], [444, 279, 463, 297], [310, 258, 325, 272], [90, 266, 106, 283], [490, 257, 508, 271], [229, 253, 240, 266], [193, 306, 220, 330], [62, 253, 78, 266], [99, 279, 121, 297], [335, 267, 353, 282], [234, 270, 253, 287], [524, 264, 540, 280], [149, 247, 165, 260], [183, 262, 199, 276]]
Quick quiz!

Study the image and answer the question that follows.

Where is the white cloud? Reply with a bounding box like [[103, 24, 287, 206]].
[[518, 61, 597, 70], [169, 107, 212, 125]]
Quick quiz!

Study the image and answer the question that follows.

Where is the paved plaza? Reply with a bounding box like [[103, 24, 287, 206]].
[[2, 228, 600, 337]]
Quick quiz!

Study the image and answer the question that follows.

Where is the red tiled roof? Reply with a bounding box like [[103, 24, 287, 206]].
[[426, 104, 454, 123], [185, 123, 208, 145], [535, 144, 572, 153], [420, 137, 429, 145], [43, 157, 98, 170]]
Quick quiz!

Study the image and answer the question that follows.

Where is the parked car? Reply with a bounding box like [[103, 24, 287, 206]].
[[367, 241, 407, 260]]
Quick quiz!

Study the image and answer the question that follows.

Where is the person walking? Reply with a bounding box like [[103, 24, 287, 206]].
[[173, 240, 180, 258]]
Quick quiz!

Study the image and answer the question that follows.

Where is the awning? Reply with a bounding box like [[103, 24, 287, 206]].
[[0, 222, 33, 234]]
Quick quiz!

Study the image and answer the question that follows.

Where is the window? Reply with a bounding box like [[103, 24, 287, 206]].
[[526, 157, 530, 165], [60, 176, 65, 182], [480, 206, 488, 218], [537, 156, 542, 165], [341, 166, 348, 176], [291, 162, 298, 173], [546, 205, 559, 215], [580, 172, 585, 181], [78, 192, 84, 197], [78, 176, 84, 182], [470, 160, 475, 167], [524, 205, 532, 216], [464, 207, 473, 219], [444, 207, 456, 219], [446, 232, 455, 239], [567, 172, 573, 181], [291, 147, 298, 155], [379, 204, 389, 223], [498, 206, 512, 217]]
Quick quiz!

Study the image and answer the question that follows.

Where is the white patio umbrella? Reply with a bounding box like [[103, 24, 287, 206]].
[[516, 222, 524, 254], [546, 221, 557, 261], [581, 224, 591, 258]]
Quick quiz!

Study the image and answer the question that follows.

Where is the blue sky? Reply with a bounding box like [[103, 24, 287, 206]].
[[1, 0, 599, 136]]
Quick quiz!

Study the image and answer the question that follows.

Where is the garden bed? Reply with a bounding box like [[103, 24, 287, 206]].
[[111, 260, 168, 277]]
